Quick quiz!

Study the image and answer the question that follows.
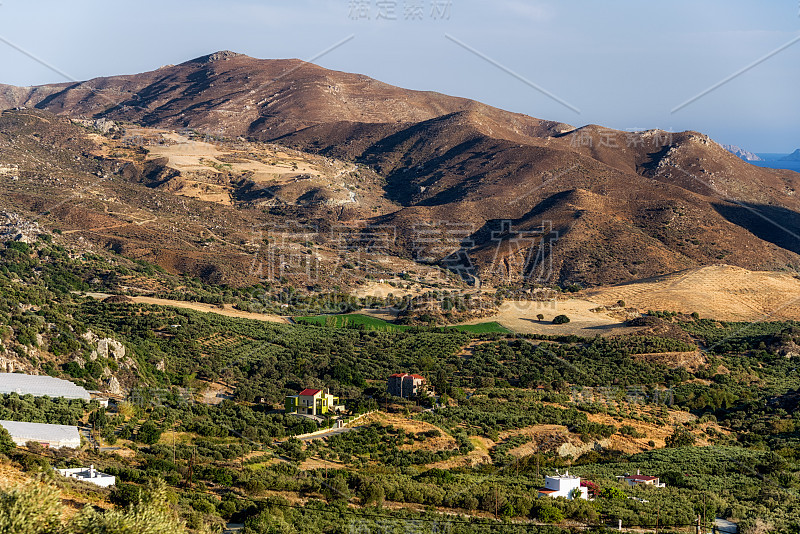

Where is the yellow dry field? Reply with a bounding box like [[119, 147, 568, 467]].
[[126, 296, 289, 323], [585, 264, 800, 321], [144, 131, 323, 183], [427, 436, 493, 469], [361, 412, 458, 452], [459, 299, 640, 336]]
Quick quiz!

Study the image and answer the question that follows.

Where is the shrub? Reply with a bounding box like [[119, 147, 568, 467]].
[[0, 426, 15, 454], [0, 483, 61, 534]]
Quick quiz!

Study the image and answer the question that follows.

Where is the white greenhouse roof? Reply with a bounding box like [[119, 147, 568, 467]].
[[0, 373, 90, 401], [0, 420, 81, 444]]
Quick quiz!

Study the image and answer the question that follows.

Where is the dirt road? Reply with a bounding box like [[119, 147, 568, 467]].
[[82, 293, 289, 324]]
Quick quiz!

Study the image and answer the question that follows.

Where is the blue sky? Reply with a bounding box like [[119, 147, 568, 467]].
[[0, 0, 797, 152]]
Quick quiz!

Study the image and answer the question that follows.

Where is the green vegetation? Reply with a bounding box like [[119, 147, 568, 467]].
[[294, 313, 411, 330], [447, 321, 511, 334], [2, 238, 800, 533], [0, 480, 185, 534], [295, 314, 510, 334]]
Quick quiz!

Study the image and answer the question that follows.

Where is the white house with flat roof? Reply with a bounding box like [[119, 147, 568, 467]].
[[538, 471, 588, 500], [0, 420, 81, 449], [0, 373, 90, 401], [56, 465, 115, 488]]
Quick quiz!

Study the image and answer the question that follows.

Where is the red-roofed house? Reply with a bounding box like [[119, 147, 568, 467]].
[[285, 388, 342, 416], [619, 470, 665, 488], [387, 373, 428, 398]]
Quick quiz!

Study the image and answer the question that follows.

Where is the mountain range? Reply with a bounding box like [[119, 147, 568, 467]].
[[781, 149, 800, 162], [1, 51, 799, 287], [722, 144, 762, 162]]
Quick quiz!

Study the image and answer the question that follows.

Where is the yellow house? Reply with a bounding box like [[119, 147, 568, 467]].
[[285, 388, 341, 416]]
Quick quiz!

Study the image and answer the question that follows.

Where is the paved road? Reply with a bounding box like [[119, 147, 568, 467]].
[[297, 425, 359, 441]]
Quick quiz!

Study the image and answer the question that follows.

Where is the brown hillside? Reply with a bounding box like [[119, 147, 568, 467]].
[[1, 51, 799, 287]]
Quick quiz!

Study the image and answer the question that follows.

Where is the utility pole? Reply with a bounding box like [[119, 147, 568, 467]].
[[187, 446, 195, 488], [656, 503, 660, 534], [703, 493, 707, 533]]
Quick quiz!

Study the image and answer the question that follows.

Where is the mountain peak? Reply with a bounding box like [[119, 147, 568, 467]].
[[183, 50, 246, 65]]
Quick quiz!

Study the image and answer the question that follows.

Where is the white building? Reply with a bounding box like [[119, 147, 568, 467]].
[[0, 420, 81, 449], [538, 471, 588, 500], [56, 465, 115, 488], [619, 469, 665, 488], [0, 374, 91, 401]]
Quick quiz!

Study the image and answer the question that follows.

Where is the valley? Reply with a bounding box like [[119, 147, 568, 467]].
[[0, 48, 798, 534]]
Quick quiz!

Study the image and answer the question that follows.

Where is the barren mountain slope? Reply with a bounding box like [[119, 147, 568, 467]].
[[1, 51, 799, 287]]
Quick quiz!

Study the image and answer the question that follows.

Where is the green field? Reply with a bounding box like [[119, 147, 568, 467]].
[[446, 321, 511, 334], [294, 313, 411, 330], [294, 314, 511, 334]]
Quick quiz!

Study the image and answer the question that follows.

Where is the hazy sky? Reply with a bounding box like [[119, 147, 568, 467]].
[[0, 0, 797, 151]]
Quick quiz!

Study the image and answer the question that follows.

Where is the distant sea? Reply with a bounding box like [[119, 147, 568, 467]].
[[750, 153, 800, 173]]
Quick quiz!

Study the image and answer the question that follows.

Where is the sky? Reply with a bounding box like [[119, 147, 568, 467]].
[[0, 0, 797, 152]]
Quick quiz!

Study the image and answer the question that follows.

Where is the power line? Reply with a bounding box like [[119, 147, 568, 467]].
[[14, 447, 729, 530]]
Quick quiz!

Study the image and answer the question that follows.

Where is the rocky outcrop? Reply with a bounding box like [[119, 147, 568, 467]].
[[0, 211, 42, 244], [96, 338, 125, 360], [105, 376, 122, 396], [723, 144, 763, 161], [557, 439, 610, 458]]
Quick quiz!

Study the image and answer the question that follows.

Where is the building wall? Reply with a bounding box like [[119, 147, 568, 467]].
[[541, 476, 587, 500]]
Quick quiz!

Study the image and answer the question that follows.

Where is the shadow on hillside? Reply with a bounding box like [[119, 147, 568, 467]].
[[440, 193, 569, 284], [712, 202, 800, 255]]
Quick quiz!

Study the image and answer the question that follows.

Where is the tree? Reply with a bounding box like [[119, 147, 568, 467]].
[[137, 420, 162, 445], [536, 314, 545, 322], [533, 502, 564, 522], [666, 425, 696, 448], [552, 315, 570, 325], [88, 409, 108, 430], [599, 486, 626, 500], [0, 426, 15, 454]]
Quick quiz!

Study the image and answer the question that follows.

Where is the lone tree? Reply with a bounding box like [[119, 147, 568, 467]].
[[536, 314, 545, 321], [0, 426, 15, 454], [552, 314, 571, 325], [665, 425, 696, 448]]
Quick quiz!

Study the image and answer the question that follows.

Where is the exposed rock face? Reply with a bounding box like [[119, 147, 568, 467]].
[[93, 118, 116, 134], [557, 439, 610, 458], [96, 339, 125, 360], [0, 355, 18, 373], [105, 376, 122, 396], [723, 144, 763, 162], [0, 212, 41, 244]]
